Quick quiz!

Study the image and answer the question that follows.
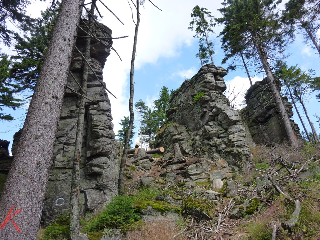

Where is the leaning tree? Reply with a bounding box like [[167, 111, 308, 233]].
[[0, 0, 84, 239]]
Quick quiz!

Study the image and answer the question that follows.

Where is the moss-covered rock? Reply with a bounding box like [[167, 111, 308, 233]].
[[182, 196, 215, 220]]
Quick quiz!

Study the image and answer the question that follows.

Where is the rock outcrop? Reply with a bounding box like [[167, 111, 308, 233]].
[[154, 64, 251, 186], [0, 140, 12, 175], [241, 78, 301, 145], [41, 21, 119, 226]]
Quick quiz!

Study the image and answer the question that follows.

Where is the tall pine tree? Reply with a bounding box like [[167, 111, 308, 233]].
[[217, 0, 300, 147], [0, 0, 84, 238]]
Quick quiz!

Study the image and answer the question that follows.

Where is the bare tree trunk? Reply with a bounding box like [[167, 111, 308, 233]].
[[251, 32, 299, 147], [299, 19, 320, 56], [287, 86, 311, 142], [240, 50, 252, 86], [204, 30, 214, 64], [70, 1, 96, 238], [0, 1, 83, 239], [296, 91, 319, 142], [118, 0, 140, 195]]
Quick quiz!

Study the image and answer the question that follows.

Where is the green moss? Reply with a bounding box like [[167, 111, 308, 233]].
[[195, 181, 211, 187], [246, 222, 272, 240], [129, 165, 137, 171], [87, 231, 104, 240], [246, 198, 260, 215], [183, 196, 215, 218], [177, 181, 186, 187], [152, 153, 163, 158], [133, 188, 161, 201], [41, 215, 70, 240], [255, 162, 270, 169], [134, 200, 181, 214]]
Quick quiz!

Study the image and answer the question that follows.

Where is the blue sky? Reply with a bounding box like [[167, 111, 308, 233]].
[[1, 0, 320, 152]]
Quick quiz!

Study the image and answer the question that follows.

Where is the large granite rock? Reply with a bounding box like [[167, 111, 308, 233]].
[[155, 64, 251, 171], [41, 20, 119, 226], [240, 78, 301, 145]]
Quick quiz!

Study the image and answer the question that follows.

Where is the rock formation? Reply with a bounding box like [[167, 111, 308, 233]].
[[0, 140, 12, 175], [153, 64, 251, 186], [41, 21, 119, 226], [241, 78, 301, 145]]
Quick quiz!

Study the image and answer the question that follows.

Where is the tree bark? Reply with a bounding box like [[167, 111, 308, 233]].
[[240, 50, 252, 86], [287, 86, 311, 142], [0, 0, 83, 239], [118, 0, 140, 195], [70, 1, 95, 239], [251, 32, 299, 147]]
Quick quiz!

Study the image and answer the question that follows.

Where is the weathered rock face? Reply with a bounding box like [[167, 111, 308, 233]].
[[41, 21, 119, 226], [0, 140, 12, 175], [155, 64, 251, 170], [240, 78, 301, 145]]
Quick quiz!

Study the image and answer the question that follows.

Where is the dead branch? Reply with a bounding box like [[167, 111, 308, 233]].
[[74, 46, 117, 99], [111, 46, 123, 61], [148, 0, 162, 11], [98, 0, 124, 25], [215, 198, 234, 233], [127, 0, 136, 24], [77, 35, 128, 40], [78, 24, 124, 64], [272, 222, 277, 240], [66, 85, 94, 102], [268, 174, 301, 230], [94, 3, 102, 18], [69, 71, 85, 94]]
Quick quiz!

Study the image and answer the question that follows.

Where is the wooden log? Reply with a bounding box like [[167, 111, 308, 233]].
[[146, 147, 164, 154], [127, 146, 164, 155], [127, 147, 139, 154]]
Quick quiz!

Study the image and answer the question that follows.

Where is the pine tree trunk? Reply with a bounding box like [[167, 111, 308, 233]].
[[0, 1, 83, 239], [70, 1, 96, 238], [287, 86, 311, 142], [251, 32, 299, 147], [299, 19, 320, 56], [204, 30, 214, 64], [240, 50, 252, 86], [296, 91, 319, 143], [118, 0, 140, 195]]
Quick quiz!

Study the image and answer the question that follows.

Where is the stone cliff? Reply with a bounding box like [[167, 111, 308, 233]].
[[41, 21, 119, 226], [241, 78, 301, 145], [152, 64, 251, 187]]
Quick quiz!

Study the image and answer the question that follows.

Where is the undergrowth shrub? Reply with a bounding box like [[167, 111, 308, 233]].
[[83, 195, 141, 232], [41, 214, 70, 240]]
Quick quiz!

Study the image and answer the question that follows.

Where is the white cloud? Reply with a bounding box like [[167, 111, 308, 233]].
[[173, 67, 197, 79], [302, 46, 312, 57], [101, 0, 224, 134], [224, 76, 262, 110]]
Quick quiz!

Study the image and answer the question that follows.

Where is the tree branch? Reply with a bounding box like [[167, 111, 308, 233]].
[[74, 46, 117, 99], [98, 0, 124, 25], [148, 0, 162, 11]]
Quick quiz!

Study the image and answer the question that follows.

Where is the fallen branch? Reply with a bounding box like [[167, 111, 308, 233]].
[[268, 175, 301, 230], [272, 222, 277, 240]]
